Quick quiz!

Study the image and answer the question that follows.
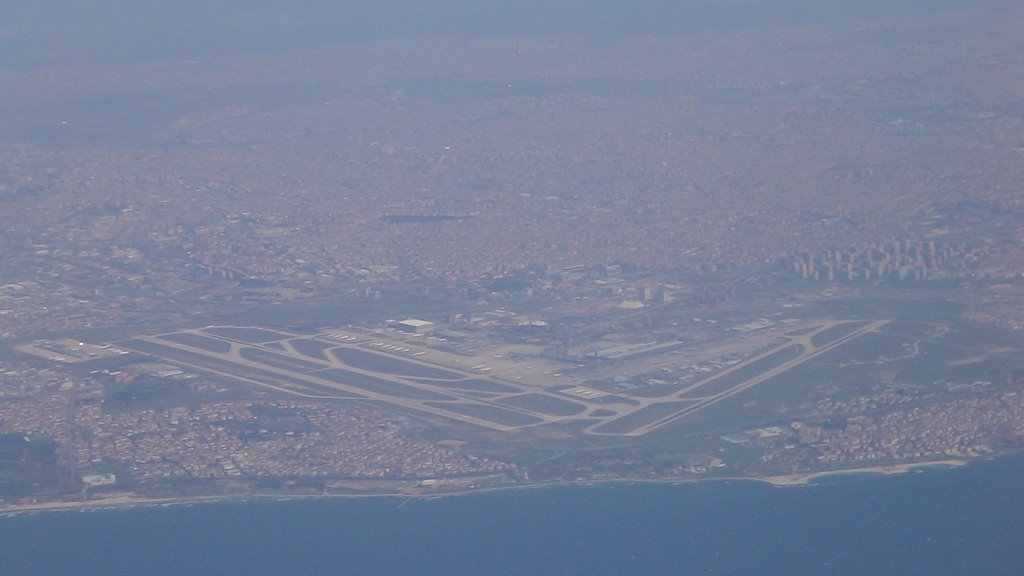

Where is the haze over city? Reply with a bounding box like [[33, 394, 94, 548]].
[[1, 2, 1023, 575]]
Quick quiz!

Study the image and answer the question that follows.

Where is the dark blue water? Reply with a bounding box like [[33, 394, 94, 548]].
[[2, 455, 1023, 576]]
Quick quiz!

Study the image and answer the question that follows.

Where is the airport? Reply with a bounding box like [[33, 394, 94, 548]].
[[19, 318, 893, 437]]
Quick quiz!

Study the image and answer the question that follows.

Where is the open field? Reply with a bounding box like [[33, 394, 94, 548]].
[[601, 320, 891, 436]]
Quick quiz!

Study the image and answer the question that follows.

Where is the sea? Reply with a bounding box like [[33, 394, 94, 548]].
[[2, 455, 1022, 576]]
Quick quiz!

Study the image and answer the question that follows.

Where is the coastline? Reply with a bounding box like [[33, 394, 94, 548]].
[[758, 459, 969, 486], [0, 456, 985, 517]]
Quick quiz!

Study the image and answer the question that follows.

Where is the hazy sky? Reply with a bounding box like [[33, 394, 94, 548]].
[[0, 0, 970, 69]]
